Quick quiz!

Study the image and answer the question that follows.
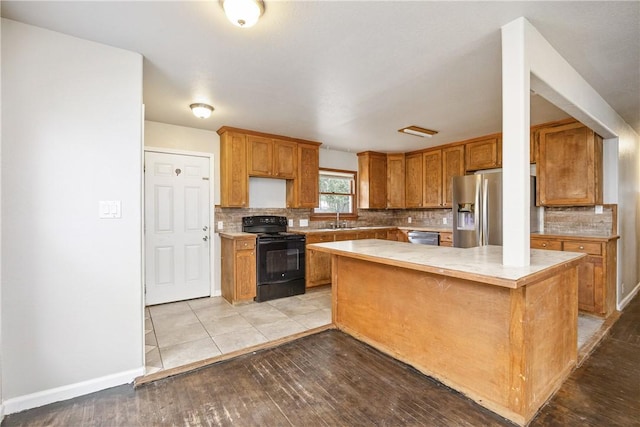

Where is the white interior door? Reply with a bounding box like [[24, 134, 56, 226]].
[[144, 151, 211, 305]]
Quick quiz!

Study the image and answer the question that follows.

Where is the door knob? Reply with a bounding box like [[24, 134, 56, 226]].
[[203, 236, 209, 241]]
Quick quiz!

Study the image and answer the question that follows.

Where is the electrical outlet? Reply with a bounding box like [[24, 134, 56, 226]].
[[299, 219, 309, 227], [408, 217, 412, 224], [217, 221, 223, 230], [443, 217, 448, 225], [595, 205, 603, 214], [288, 219, 294, 227]]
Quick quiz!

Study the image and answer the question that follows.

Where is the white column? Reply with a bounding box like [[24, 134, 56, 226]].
[[501, 18, 531, 266]]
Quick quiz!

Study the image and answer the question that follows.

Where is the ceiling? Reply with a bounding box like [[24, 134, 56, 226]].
[[2, 1, 638, 153]]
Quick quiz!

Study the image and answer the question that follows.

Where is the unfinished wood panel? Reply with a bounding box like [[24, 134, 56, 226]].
[[521, 268, 578, 420], [423, 149, 443, 207], [404, 152, 423, 208], [465, 136, 501, 172], [538, 122, 603, 206], [386, 153, 405, 208], [331, 254, 578, 426], [219, 131, 248, 207], [442, 146, 464, 207], [357, 151, 387, 209], [332, 256, 513, 412]]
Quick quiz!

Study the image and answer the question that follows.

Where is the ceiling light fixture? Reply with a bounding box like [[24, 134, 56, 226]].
[[221, 0, 264, 28], [190, 103, 214, 119], [398, 126, 438, 138]]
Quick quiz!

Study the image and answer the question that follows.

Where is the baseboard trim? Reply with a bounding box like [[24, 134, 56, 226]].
[[3, 367, 144, 415], [618, 281, 640, 311]]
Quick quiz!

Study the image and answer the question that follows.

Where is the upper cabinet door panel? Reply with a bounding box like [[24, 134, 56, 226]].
[[442, 146, 464, 208], [538, 122, 602, 206], [465, 137, 500, 172], [422, 149, 442, 208], [404, 152, 423, 208], [247, 135, 273, 177], [273, 139, 296, 179]]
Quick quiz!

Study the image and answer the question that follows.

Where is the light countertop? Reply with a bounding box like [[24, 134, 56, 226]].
[[308, 239, 585, 289]]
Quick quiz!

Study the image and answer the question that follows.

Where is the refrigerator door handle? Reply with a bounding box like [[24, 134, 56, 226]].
[[482, 178, 489, 246], [475, 177, 482, 246]]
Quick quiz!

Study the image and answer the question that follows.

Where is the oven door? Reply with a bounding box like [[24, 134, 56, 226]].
[[256, 238, 305, 285]]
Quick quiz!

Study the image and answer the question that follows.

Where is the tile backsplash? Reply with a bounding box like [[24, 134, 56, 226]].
[[543, 205, 616, 235], [215, 204, 616, 236]]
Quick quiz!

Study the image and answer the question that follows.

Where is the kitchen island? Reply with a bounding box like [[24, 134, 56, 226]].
[[308, 239, 585, 426]]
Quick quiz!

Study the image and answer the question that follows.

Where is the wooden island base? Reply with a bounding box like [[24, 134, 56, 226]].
[[326, 251, 580, 426]]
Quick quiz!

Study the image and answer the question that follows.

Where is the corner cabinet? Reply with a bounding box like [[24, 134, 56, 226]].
[[218, 126, 321, 209], [531, 235, 618, 317], [220, 234, 257, 304], [537, 122, 603, 206]]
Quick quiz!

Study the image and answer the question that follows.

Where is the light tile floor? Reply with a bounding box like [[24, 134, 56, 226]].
[[577, 312, 605, 348], [145, 286, 332, 374], [145, 285, 601, 375]]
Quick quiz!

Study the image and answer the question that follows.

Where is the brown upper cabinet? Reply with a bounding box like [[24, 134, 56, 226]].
[[219, 130, 248, 207], [537, 122, 603, 206], [286, 142, 320, 208], [441, 146, 465, 207], [218, 126, 321, 208], [404, 145, 464, 208], [464, 136, 501, 172], [386, 153, 406, 208], [357, 151, 387, 209], [247, 135, 296, 179], [405, 152, 424, 208]]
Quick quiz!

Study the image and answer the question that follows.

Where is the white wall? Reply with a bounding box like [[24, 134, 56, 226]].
[[0, 15, 3, 422], [320, 147, 358, 170], [1, 19, 143, 412]]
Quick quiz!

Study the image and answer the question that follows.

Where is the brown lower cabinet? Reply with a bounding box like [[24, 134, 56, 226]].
[[439, 231, 453, 247], [305, 228, 394, 288], [220, 234, 257, 303], [530, 235, 617, 316]]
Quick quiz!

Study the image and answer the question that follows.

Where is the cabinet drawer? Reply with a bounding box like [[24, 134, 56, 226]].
[[440, 232, 453, 243], [237, 239, 256, 250], [306, 234, 334, 244], [563, 241, 602, 256], [530, 239, 562, 251]]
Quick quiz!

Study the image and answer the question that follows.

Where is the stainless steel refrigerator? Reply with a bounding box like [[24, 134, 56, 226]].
[[452, 172, 538, 248]]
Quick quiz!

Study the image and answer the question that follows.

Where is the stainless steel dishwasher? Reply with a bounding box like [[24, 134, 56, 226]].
[[407, 231, 440, 245]]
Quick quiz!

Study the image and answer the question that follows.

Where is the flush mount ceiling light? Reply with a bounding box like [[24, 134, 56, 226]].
[[221, 0, 265, 28], [190, 103, 214, 119], [398, 126, 439, 138]]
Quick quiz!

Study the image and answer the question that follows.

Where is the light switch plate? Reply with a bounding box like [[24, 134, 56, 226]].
[[443, 217, 448, 224], [99, 201, 121, 219], [217, 221, 224, 230], [408, 217, 412, 224], [595, 205, 603, 214], [288, 219, 294, 227], [299, 219, 309, 227]]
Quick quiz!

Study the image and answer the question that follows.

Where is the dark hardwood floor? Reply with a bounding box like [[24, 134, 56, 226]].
[[3, 293, 639, 427]]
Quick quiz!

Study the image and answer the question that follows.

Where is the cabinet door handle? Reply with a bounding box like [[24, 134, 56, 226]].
[[579, 245, 585, 250], [542, 243, 547, 247]]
